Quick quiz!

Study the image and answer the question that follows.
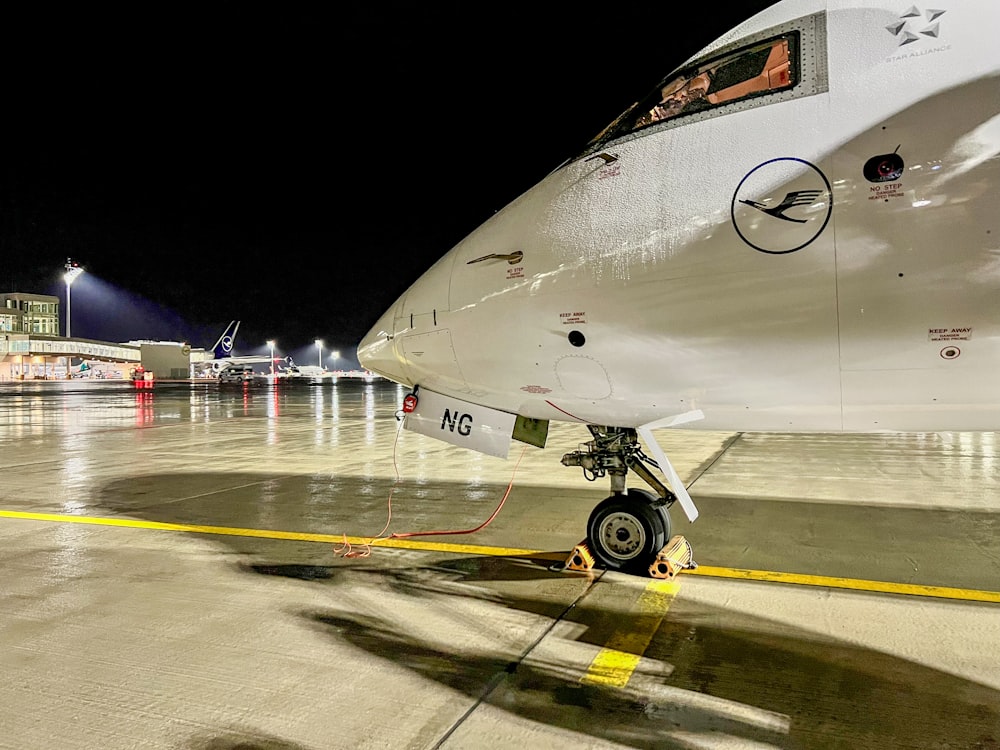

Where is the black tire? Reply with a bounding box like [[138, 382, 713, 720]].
[[655, 503, 672, 543], [587, 489, 668, 573]]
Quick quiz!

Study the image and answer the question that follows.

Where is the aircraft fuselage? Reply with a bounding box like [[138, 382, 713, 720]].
[[359, 1, 1000, 433]]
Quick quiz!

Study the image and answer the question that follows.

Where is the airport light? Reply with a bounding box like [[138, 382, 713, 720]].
[[267, 339, 276, 378], [315, 338, 323, 369], [63, 258, 84, 338], [329, 349, 340, 368]]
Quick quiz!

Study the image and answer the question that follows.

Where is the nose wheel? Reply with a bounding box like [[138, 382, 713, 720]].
[[586, 488, 671, 573]]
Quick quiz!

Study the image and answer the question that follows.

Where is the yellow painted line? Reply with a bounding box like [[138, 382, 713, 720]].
[[581, 578, 681, 688], [3, 510, 999, 604], [689, 565, 1000, 604], [0, 510, 540, 558]]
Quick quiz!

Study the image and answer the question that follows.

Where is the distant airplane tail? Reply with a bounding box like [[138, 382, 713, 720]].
[[210, 321, 241, 360]]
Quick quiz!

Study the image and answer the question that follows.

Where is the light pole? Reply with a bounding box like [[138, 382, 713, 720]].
[[329, 349, 340, 371], [267, 339, 276, 379], [63, 259, 84, 338], [315, 338, 323, 369]]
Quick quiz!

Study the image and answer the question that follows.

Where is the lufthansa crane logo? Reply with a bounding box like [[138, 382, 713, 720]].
[[221, 336, 234, 353], [731, 157, 832, 254], [739, 190, 823, 223]]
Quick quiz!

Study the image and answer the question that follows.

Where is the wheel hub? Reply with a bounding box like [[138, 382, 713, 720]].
[[598, 512, 646, 560]]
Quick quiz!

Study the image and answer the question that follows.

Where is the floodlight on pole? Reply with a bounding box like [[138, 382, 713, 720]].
[[267, 340, 276, 378], [315, 339, 323, 369], [63, 258, 84, 338]]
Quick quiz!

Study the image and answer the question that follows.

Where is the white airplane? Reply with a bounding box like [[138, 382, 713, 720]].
[[358, 0, 1000, 575], [278, 359, 328, 379], [193, 321, 278, 375]]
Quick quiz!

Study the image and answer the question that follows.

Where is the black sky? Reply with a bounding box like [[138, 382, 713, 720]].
[[2, 2, 777, 367]]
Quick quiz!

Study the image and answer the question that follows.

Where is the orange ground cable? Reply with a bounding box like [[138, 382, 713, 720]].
[[334, 412, 528, 557], [388, 443, 527, 539]]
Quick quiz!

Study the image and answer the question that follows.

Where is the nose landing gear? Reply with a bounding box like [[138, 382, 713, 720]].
[[562, 425, 695, 576]]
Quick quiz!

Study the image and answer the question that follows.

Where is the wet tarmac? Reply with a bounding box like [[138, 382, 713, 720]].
[[0, 379, 998, 749]]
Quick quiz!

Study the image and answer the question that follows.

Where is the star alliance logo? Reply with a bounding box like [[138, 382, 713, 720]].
[[886, 6, 945, 46]]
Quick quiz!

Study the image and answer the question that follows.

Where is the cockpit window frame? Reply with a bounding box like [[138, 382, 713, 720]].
[[577, 11, 828, 160], [630, 34, 798, 129]]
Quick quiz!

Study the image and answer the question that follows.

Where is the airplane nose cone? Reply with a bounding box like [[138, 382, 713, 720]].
[[358, 306, 411, 386]]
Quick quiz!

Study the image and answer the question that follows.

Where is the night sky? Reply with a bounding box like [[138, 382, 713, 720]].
[[2, 2, 777, 367]]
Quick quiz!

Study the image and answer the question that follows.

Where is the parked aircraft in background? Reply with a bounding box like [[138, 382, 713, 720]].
[[278, 359, 328, 379], [69, 361, 123, 379], [275, 360, 383, 383], [192, 320, 278, 375], [358, 0, 1000, 574]]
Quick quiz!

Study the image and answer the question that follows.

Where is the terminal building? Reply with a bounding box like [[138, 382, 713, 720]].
[[1, 292, 61, 335], [0, 291, 202, 382]]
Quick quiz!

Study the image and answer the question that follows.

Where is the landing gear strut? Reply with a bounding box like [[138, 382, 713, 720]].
[[561, 426, 680, 574]]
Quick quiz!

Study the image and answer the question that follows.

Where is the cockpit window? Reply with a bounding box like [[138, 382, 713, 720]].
[[635, 35, 795, 128], [587, 32, 799, 148]]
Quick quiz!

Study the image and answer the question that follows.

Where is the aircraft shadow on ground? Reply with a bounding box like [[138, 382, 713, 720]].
[[250, 554, 572, 585], [96, 472, 1000, 747], [299, 597, 1000, 749], [250, 556, 1000, 747], [185, 729, 309, 750], [249, 556, 588, 624]]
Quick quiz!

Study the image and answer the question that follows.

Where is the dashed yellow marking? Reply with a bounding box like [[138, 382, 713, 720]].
[[581, 578, 680, 688], [3, 510, 999, 604]]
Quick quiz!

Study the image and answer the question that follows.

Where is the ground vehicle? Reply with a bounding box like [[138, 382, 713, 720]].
[[218, 366, 255, 384]]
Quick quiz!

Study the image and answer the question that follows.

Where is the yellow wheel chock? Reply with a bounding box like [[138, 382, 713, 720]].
[[562, 535, 696, 578], [648, 535, 697, 580], [565, 540, 597, 572]]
